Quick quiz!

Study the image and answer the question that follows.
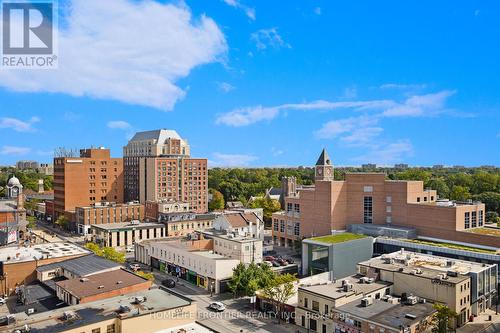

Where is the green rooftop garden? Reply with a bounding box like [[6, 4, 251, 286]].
[[403, 238, 498, 255], [468, 227, 500, 237], [310, 233, 367, 244]]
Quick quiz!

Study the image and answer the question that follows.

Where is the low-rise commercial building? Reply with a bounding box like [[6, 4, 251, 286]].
[[159, 212, 216, 237], [296, 274, 393, 332], [55, 268, 152, 305], [74, 201, 144, 235], [0, 288, 198, 333], [144, 199, 190, 221], [0, 242, 90, 295], [301, 233, 374, 278], [200, 229, 263, 264], [135, 238, 240, 293], [90, 221, 166, 247], [213, 211, 264, 240], [357, 250, 498, 327]]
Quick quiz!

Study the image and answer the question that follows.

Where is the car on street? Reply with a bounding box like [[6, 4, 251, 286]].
[[208, 302, 225, 312], [128, 263, 141, 271], [264, 256, 275, 261], [161, 278, 176, 288], [271, 261, 280, 267], [277, 259, 288, 266], [262, 261, 273, 267], [286, 258, 295, 264], [0, 297, 6, 305]]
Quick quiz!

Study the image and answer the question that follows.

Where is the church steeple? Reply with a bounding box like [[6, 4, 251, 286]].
[[315, 148, 334, 181]]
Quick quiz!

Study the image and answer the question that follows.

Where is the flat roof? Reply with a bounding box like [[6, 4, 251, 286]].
[[91, 222, 164, 231], [1, 288, 191, 333], [0, 243, 90, 264], [0, 199, 19, 212], [202, 229, 262, 243], [37, 254, 120, 277], [299, 275, 391, 300], [55, 269, 149, 299], [338, 299, 436, 329], [307, 233, 368, 244], [358, 251, 491, 282], [467, 227, 500, 237]]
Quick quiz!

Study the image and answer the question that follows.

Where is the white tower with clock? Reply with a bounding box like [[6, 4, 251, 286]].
[[6, 175, 23, 198], [315, 148, 334, 181]]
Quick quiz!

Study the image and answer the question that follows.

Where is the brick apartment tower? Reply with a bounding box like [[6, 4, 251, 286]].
[[124, 130, 208, 213], [53, 148, 124, 219]]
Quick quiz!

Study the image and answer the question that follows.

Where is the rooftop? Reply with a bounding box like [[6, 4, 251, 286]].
[[467, 227, 500, 237], [202, 229, 262, 243], [299, 274, 391, 300], [308, 233, 368, 244], [55, 268, 150, 299], [359, 250, 494, 282], [0, 198, 20, 212], [37, 254, 120, 277], [128, 129, 182, 143], [91, 222, 164, 231], [1, 288, 191, 333], [337, 298, 436, 330], [386, 237, 499, 255], [0, 243, 89, 264]]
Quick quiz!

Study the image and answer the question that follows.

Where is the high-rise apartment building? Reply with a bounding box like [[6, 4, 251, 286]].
[[53, 147, 123, 219], [123, 130, 190, 202], [124, 130, 208, 213]]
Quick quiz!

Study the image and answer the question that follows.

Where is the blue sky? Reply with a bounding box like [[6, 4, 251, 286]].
[[1, 0, 499, 167]]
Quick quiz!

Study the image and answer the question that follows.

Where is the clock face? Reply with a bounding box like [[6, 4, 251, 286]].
[[317, 167, 323, 175], [326, 168, 332, 176]]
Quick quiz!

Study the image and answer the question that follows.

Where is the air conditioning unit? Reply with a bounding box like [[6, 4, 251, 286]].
[[361, 297, 373, 307], [406, 296, 418, 305], [343, 283, 353, 292]]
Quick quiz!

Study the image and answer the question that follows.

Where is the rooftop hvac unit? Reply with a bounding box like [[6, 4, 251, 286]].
[[359, 277, 375, 284], [388, 297, 400, 304], [361, 297, 373, 307], [130, 220, 140, 225], [119, 305, 131, 313], [343, 283, 353, 292], [419, 298, 426, 304], [80, 278, 89, 282], [406, 296, 418, 305], [62, 311, 77, 321], [447, 270, 458, 277], [405, 313, 417, 320]]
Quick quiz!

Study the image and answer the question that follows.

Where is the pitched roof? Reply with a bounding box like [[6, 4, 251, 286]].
[[55, 269, 150, 299], [129, 129, 181, 142], [316, 148, 332, 166], [223, 212, 262, 228]]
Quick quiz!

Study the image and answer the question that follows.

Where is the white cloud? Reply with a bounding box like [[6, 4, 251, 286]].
[[271, 147, 284, 157], [0, 0, 227, 110], [314, 7, 322, 15], [353, 141, 414, 165], [0, 146, 31, 155], [222, 0, 255, 20], [314, 116, 379, 140], [216, 82, 235, 93], [251, 28, 291, 50], [210, 153, 257, 167], [0, 116, 40, 132], [107, 120, 131, 130], [216, 99, 393, 127], [341, 127, 384, 146], [380, 83, 427, 90], [382, 90, 456, 117]]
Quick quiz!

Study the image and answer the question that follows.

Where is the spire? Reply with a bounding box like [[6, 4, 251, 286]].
[[315, 148, 331, 166]]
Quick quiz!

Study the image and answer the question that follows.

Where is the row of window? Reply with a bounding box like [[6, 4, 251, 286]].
[[464, 210, 484, 229]]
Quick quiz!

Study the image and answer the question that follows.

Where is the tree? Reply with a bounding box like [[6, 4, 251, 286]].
[[228, 262, 276, 298], [431, 303, 457, 333], [54, 215, 69, 229], [85, 242, 103, 256], [261, 273, 297, 323], [473, 192, 500, 214], [26, 216, 36, 229], [249, 197, 281, 222], [486, 212, 500, 225], [136, 271, 154, 280], [84, 242, 125, 263], [208, 189, 225, 211], [426, 178, 450, 198], [449, 186, 470, 201]]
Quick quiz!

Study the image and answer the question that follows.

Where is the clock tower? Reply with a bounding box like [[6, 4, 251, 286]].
[[315, 148, 334, 181]]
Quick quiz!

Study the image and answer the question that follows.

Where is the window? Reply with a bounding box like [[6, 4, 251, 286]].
[[386, 216, 392, 224], [431, 196, 434, 201], [386, 196, 392, 203], [322, 324, 327, 333], [312, 300, 319, 311], [273, 219, 278, 231], [364, 196, 373, 223], [106, 324, 116, 333], [324, 304, 329, 314], [386, 206, 392, 213], [287, 203, 293, 212], [304, 297, 308, 308], [364, 186, 373, 193], [294, 223, 300, 236], [280, 220, 285, 232], [464, 212, 470, 229], [479, 210, 484, 226], [92, 329, 101, 333], [471, 211, 477, 228], [309, 319, 317, 331], [417, 197, 421, 202]]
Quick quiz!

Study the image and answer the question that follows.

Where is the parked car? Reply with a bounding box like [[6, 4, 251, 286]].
[[286, 258, 295, 264], [264, 256, 275, 261], [277, 259, 288, 266], [129, 263, 141, 271], [263, 261, 273, 267], [208, 302, 226, 312], [0, 297, 6, 305], [162, 279, 176, 288], [271, 261, 280, 267]]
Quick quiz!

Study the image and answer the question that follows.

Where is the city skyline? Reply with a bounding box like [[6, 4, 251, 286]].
[[1, 0, 500, 167]]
